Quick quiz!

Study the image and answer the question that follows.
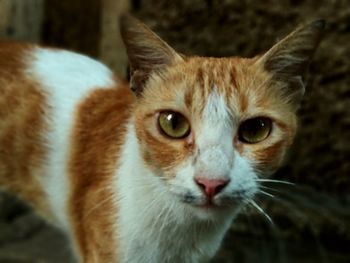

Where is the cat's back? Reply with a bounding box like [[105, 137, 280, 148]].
[[0, 41, 133, 222]]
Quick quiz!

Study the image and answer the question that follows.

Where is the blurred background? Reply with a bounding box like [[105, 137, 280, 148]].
[[0, 0, 349, 262]]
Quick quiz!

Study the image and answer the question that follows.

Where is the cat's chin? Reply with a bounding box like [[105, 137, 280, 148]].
[[183, 201, 240, 221], [191, 204, 239, 221]]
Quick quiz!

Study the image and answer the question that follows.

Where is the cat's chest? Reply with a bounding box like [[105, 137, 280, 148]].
[[120, 224, 215, 263], [116, 177, 227, 263], [115, 125, 233, 263]]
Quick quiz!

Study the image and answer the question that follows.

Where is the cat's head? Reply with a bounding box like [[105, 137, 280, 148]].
[[120, 15, 324, 219]]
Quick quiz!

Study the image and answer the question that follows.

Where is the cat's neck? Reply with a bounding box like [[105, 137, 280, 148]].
[[115, 121, 236, 262]]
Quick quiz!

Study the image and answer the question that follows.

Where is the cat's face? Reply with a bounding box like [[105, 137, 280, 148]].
[[133, 57, 296, 217], [121, 16, 324, 218]]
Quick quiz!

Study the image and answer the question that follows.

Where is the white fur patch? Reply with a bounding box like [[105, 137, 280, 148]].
[[116, 122, 233, 262], [26, 48, 114, 230], [172, 89, 258, 211], [194, 89, 233, 179]]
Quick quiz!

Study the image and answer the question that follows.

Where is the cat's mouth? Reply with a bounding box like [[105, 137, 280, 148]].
[[178, 189, 254, 209]]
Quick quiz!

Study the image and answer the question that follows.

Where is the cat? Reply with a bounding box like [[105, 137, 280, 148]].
[[0, 15, 324, 262]]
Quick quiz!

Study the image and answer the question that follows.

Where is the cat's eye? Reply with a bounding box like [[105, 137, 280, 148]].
[[238, 117, 272, 144], [158, 111, 190, 139]]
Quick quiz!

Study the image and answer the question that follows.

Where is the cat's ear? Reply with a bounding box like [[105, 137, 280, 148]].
[[256, 20, 325, 106], [120, 15, 183, 96]]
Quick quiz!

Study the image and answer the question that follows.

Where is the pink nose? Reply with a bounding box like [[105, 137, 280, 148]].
[[195, 178, 230, 199]]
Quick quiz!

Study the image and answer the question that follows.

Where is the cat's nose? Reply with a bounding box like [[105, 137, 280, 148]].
[[194, 177, 230, 199]]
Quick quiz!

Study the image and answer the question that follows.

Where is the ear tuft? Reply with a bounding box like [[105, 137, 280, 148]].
[[120, 14, 182, 95], [257, 19, 325, 106]]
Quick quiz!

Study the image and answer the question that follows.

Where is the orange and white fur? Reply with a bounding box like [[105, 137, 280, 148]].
[[0, 16, 323, 262]]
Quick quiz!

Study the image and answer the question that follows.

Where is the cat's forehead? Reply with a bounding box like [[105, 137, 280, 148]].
[[141, 55, 287, 122], [152, 57, 263, 114], [180, 56, 241, 93], [180, 57, 243, 115]]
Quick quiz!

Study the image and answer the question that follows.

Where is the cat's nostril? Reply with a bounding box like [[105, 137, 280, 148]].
[[195, 177, 230, 199]]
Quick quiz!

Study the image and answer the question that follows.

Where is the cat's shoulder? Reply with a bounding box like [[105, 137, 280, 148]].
[[0, 41, 115, 92], [28, 46, 115, 89]]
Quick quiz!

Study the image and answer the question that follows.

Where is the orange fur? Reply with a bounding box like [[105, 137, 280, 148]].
[[69, 81, 134, 262], [0, 43, 50, 216], [0, 16, 323, 262]]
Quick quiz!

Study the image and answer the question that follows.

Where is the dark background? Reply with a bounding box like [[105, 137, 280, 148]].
[[0, 0, 349, 262]]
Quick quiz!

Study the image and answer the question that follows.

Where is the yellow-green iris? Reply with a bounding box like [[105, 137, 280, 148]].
[[238, 117, 272, 143], [158, 111, 190, 139]]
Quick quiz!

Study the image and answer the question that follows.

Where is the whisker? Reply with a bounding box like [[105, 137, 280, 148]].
[[258, 190, 275, 198], [248, 200, 274, 225], [258, 185, 296, 200], [255, 187, 312, 224], [256, 179, 295, 186], [157, 200, 174, 238], [85, 194, 116, 218], [152, 204, 167, 230], [259, 185, 282, 192], [139, 194, 161, 219]]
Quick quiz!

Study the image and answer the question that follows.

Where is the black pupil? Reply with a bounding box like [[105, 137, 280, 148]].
[[168, 113, 179, 130], [249, 119, 264, 134], [239, 117, 270, 142]]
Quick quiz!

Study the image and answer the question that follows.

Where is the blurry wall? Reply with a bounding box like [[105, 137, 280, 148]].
[[0, 0, 349, 262], [0, 0, 44, 42]]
